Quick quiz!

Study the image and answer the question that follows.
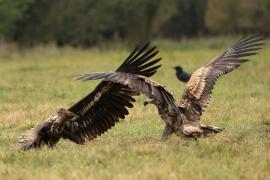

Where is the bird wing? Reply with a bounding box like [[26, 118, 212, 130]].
[[64, 43, 162, 143], [77, 72, 177, 111], [178, 35, 264, 122]]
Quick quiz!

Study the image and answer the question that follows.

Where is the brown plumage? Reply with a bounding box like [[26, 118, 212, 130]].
[[19, 42, 162, 150], [78, 35, 264, 140], [19, 108, 77, 150]]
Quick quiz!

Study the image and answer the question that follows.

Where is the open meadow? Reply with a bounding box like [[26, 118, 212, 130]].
[[0, 37, 270, 179]]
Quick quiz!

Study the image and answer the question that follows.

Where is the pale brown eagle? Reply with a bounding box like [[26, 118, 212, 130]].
[[19, 43, 161, 150], [78, 35, 264, 140]]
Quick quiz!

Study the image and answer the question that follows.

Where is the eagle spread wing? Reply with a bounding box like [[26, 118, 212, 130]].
[[19, 43, 161, 149], [179, 35, 264, 122], [77, 72, 177, 109], [64, 43, 162, 143]]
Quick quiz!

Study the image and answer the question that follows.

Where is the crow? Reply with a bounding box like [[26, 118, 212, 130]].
[[174, 66, 191, 83]]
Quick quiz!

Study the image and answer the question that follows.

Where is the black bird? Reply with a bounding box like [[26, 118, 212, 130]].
[[174, 66, 191, 83], [19, 43, 162, 150], [78, 35, 264, 140]]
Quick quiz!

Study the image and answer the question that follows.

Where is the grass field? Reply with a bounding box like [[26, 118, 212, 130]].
[[0, 37, 270, 179]]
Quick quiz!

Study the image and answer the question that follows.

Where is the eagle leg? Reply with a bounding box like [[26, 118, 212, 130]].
[[161, 125, 173, 141]]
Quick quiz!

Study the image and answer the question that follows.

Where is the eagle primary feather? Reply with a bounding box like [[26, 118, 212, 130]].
[[79, 35, 264, 140]]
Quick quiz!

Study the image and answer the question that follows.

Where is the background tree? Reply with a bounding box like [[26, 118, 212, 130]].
[[161, 0, 207, 38], [0, 0, 33, 41], [206, 0, 270, 35], [0, 0, 269, 47]]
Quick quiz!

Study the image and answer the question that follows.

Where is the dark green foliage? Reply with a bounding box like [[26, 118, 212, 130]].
[[206, 0, 270, 35], [0, 0, 33, 40], [0, 0, 270, 46], [161, 0, 207, 38], [12, 0, 177, 46]]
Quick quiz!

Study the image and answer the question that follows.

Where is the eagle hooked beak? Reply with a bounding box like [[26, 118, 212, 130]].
[[143, 98, 154, 106]]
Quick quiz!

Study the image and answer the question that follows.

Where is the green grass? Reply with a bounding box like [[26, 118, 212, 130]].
[[0, 37, 270, 179]]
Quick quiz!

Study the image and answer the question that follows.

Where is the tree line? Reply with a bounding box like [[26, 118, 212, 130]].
[[0, 0, 269, 47]]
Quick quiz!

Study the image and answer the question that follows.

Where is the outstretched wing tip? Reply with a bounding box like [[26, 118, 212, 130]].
[[180, 35, 264, 122], [116, 42, 161, 77]]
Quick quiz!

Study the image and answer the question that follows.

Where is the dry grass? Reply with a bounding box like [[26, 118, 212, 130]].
[[0, 37, 270, 179]]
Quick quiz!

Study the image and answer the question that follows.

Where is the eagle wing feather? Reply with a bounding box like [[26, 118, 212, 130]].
[[64, 43, 161, 143], [179, 35, 264, 122]]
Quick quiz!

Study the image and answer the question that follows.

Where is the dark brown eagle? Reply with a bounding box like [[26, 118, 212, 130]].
[[19, 43, 162, 150], [78, 35, 264, 140]]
